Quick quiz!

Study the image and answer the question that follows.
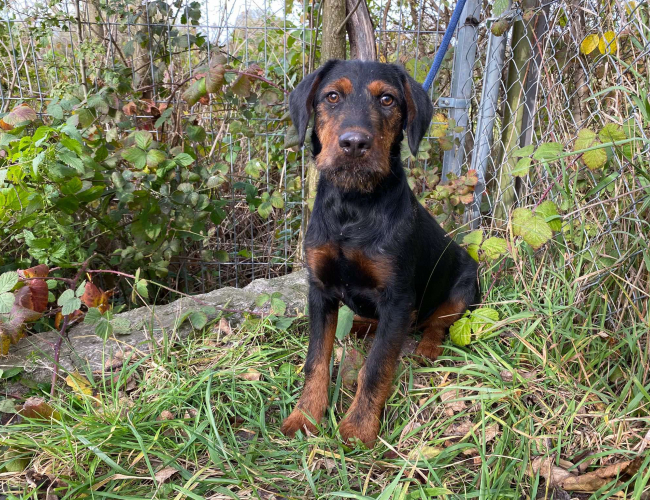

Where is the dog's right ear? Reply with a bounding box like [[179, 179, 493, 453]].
[[289, 60, 338, 148]]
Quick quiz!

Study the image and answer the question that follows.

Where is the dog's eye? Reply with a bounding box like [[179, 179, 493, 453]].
[[380, 94, 394, 106], [326, 92, 340, 104]]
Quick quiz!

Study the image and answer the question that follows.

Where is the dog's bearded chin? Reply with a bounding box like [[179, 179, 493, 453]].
[[317, 157, 388, 193]]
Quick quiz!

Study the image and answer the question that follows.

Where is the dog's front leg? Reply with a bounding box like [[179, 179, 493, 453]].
[[339, 298, 412, 446], [281, 288, 338, 437]]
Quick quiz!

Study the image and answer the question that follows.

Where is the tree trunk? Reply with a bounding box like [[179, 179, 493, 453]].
[[493, 0, 541, 224], [296, 0, 347, 265], [346, 0, 377, 60]]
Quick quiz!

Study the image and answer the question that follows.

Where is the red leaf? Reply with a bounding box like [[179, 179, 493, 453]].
[[3, 105, 37, 127], [19, 264, 49, 279], [122, 102, 137, 116], [18, 397, 60, 421], [80, 282, 111, 313]]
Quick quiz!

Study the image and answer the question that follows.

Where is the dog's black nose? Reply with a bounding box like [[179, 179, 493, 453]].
[[338, 131, 373, 157]]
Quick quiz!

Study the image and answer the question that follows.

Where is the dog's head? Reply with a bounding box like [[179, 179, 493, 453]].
[[290, 60, 433, 192]]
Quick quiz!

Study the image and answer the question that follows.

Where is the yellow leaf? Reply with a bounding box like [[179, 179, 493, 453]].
[[0, 334, 10, 355], [598, 31, 617, 54], [625, 1, 637, 15], [66, 371, 94, 397], [431, 113, 449, 138], [580, 34, 599, 55]]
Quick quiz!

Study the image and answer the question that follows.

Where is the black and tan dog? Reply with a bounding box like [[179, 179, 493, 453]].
[[281, 60, 479, 446]]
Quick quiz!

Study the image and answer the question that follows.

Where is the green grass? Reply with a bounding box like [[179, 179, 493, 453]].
[[2, 248, 650, 499]]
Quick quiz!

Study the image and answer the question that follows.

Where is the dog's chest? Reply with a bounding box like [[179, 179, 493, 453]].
[[305, 243, 392, 292]]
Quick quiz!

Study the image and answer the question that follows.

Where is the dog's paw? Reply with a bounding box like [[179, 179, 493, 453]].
[[339, 413, 379, 447], [281, 409, 318, 437], [415, 339, 443, 361]]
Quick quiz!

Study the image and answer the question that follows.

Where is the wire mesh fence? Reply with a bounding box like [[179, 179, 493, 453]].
[[1, 0, 649, 320]]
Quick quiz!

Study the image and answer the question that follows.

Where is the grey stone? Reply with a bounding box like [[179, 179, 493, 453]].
[[0, 270, 308, 387]]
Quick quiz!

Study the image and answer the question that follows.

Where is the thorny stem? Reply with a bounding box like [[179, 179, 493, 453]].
[[50, 254, 97, 396]]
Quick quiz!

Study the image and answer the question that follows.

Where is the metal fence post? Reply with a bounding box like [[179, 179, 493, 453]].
[[466, 25, 509, 228], [440, 0, 481, 183]]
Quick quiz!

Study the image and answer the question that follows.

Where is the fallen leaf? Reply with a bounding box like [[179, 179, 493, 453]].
[[18, 397, 60, 421], [562, 459, 636, 492], [530, 456, 573, 486], [215, 317, 231, 336], [399, 420, 422, 444], [340, 348, 364, 388], [154, 466, 177, 483], [443, 421, 473, 437], [66, 371, 94, 397], [158, 410, 175, 421], [440, 389, 467, 416], [500, 369, 536, 382], [104, 351, 125, 371], [407, 446, 443, 461], [235, 429, 256, 441], [240, 369, 261, 381]]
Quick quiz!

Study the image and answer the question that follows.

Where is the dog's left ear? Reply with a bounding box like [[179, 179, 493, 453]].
[[399, 68, 434, 156], [289, 60, 338, 148]]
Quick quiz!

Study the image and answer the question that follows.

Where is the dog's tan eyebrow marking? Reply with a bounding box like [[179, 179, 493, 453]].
[[323, 77, 353, 95], [367, 80, 399, 97]]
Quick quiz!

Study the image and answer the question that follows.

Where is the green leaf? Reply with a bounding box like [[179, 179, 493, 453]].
[[533, 142, 563, 161], [182, 78, 207, 106], [94, 320, 112, 339], [0, 271, 19, 293], [512, 208, 553, 249], [512, 144, 535, 157], [449, 316, 471, 346], [122, 147, 147, 169], [187, 310, 208, 330], [47, 102, 64, 120], [255, 293, 270, 307], [174, 153, 195, 167], [58, 150, 85, 173], [574, 128, 598, 151], [134, 131, 153, 150], [599, 123, 626, 143], [492, 0, 509, 17], [336, 305, 355, 340], [511, 208, 533, 237], [57, 289, 81, 316], [511, 157, 532, 177], [87, 94, 109, 114], [146, 149, 167, 167], [270, 297, 286, 316], [61, 177, 83, 195], [135, 279, 149, 299], [245, 159, 265, 179], [257, 201, 273, 219], [467, 244, 480, 263], [111, 317, 131, 335], [84, 307, 102, 325], [75, 280, 86, 298], [463, 230, 483, 246], [481, 237, 508, 260], [469, 307, 499, 337], [583, 147, 608, 170], [270, 191, 285, 209], [0, 292, 14, 314], [535, 200, 562, 232], [186, 125, 206, 142]]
